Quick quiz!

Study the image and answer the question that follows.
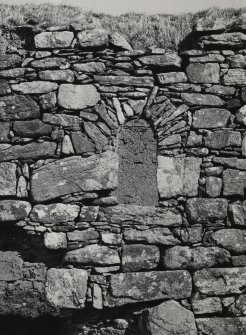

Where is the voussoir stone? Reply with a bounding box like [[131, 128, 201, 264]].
[[139, 52, 182, 69], [0, 251, 23, 281], [212, 229, 246, 253], [30, 203, 80, 223], [46, 268, 88, 309], [157, 156, 201, 198], [0, 200, 31, 223], [0, 95, 40, 120], [192, 108, 230, 128], [77, 29, 108, 48], [197, 317, 246, 335], [0, 162, 16, 196], [63, 244, 120, 266], [30, 151, 118, 203], [187, 63, 220, 84], [109, 32, 133, 51], [13, 119, 52, 137], [35, 31, 74, 49], [139, 300, 197, 335], [12, 81, 58, 94], [106, 270, 192, 306], [58, 84, 100, 110]]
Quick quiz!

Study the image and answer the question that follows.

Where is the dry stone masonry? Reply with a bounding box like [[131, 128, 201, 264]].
[[1, 17, 246, 335]]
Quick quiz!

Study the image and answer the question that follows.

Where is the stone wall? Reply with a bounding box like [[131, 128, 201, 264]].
[[1, 21, 246, 335]]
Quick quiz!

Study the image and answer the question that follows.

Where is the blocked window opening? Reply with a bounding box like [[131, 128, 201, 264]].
[[117, 119, 158, 206]]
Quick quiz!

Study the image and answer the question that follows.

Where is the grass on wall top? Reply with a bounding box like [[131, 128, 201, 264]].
[[0, 3, 245, 50]]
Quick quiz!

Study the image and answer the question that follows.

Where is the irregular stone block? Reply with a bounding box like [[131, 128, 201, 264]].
[[94, 75, 154, 87], [35, 31, 74, 49], [139, 53, 182, 69], [194, 18, 226, 32], [205, 85, 236, 96], [30, 203, 80, 223], [71, 132, 96, 154], [63, 244, 120, 266], [31, 151, 118, 202], [13, 119, 52, 137], [101, 233, 122, 245], [46, 268, 88, 308], [109, 32, 132, 51], [139, 300, 197, 335], [189, 54, 225, 63], [0, 162, 16, 196], [58, 84, 100, 110], [0, 200, 31, 223], [223, 69, 246, 86], [0, 122, 10, 142], [0, 95, 40, 121], [43, 113, 81, 130], [67, 229, 99, 243], [0, 251, 23, 281], [181, 93, 224, 106], [236, 105, 246, 125], [194, 267, 246, 295], [100, 205, 182, 227], [223, 169, 245, 196], [157, 156, 201, 198], [197, 317, 246, 335], [84, 122, 108, 152], [122, 244, 160, 272], [228, 54, 246, 68], [193, 108, 230, 128], [162, 246, 230, 270], [79, 206, 99, 221], [77, 29, 108, 48], [12, 81, 58, 94], [123, 227, 180, 245], [106, 270, 192, 306], [229, 202, 246, 226], [192, 297, 222, 315], [44, 232, 67, 250], [212, 229, 246, 253], [206, 176, 222, 197], [39, 92, 56, 111], [0, 54, 21, 70], [187, 63, 220, 84], [39, 70, 74, 82], [0, 78, 10, 95], [186, 198, 228, 224], [157, 72, 187, 84], [199, 32, 246, 49], [31, 57, 67, 69], [72, 62, 106, 73], [205, 130, 241, 149], [0, 68, 27, 79]]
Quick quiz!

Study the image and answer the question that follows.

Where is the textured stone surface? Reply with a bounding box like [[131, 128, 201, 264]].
[[199, 32, 246, 49], [35, 31, 74, 49], [123, 228, 180, 245], [109, 32, 132, 50], [229, 202, 246, 226], [44, 232, 67, 250], [187, 63, 220, 84], [193, 108, 230, 128], [157, 72, 187, 84], [13, 119, 52, 137], [30, 203, 80, 223], [212, 229, 246, 253], [39, 70, 74, 82], [206, 176, 222, 197], [46, 268, 88, 308], [0, 95, 40, 120], [192, 297, 222, 315], [157, 156, 201, 198], [72, 62, 106, 73], [205, 130, 241, 149], [223, 69, 246, 86], [197, 318, 246, 335], [223, 169, 245, 196], [12, 81, 58, 94], [0, 122, 10, 142], [58, 84, 100, 110], [0, 54, 21, 70], [181, 93, 224, 106], [0, 251, 23, 281], [30, 151, 118, 202], [0, 200, 31, 223], [31, 57, 67, 69], [94, 75, 154, 87], [139, 53, 182, 69], [77, 29, 108, 48], [140, 300, 197, 335], [43, 113, 81, 130], [0, 162, 16, 196]]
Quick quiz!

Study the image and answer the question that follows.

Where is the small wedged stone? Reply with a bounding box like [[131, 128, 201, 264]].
[[109, 32, 132, 50], [212, 229, 246, 253], [77, 29, 108, 48], [181, 93, 224, 106], [0, 162, 16, 196], [12, 81, 58, 94], [39, 70, 74, 82], [0, 251, 23, 281], [0, 78, 10, 95], [192, 108, 230, 128], [206, 176, 222, 197], [94, 75, 154, 87], [0, 200, 31, 223], [13, 119, 52, 137], [30, 203, 80, 223], [72, 62, 106, 73], [197, 317, 246, 335], [186, 63, 220, 84], [139, 53, 182, 69], [35, 31, 74, 49], [39, 92, 56, 111]]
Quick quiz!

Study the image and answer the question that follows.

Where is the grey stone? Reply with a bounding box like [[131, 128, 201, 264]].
[[162, 246, 230, 270], [39, 92, 56, 111], [186, 63, 220, 84], [205, 130, 241, 149], [0, 95, 40, 121], [186, 198, 228, 224], [205, 85, 236, 96], [123, 228, 180, 245], [0, 162, 16, 196], [0, 122, 10, 142], [30, 203, 80, 223], [228, 54, 246, 68], [46, 268, 88, 308], [44, 232, 67, 250], [140, 300, 197, 335], [64, 244, 120, 266], [187, 131, 203, 147], [58, 84, 100, 110], [94, 75, 154, 87], [139, 53, 182, 69], [30, 151, 118, 202], [189, 54, 225, 63], [0, 54, 21, 70], [223, 69, 246, 86], [31, 57, 68, 69], [199, 32, 246, 49], [84, 121, 108, 152], [77, 29, 108, 48], [236, 105, 246, 126], [229, 203, 246, 226], [95, 104, 118, 129], [61, 135, 74, 155], [0, 68, 27, 79], [13, 119, 52, 137], [67, 229, 99, 243], [12, 81, 58, 94], [122, 244, 160, 272], [43, 113, 81, 131], [192, 109, 230, 128], [157, 156, 201, 198], [223, 169, 245, 196], [109, 32, 132, 50], [197, 317, 246, 335], [212, 229, 246, 253], [101, 233, 122, 245], [181, 93, 224, 106], [193, 297, 222, 315], [0, 251, 23, 281], [194, 18, 226, 32], [71, 132, 96, 154], [0, 200, 31, 223], [39, 70, 74, 82], [157, 72, 187, 84], [35, 31, 74, 49], [72, 62, 106, 73], [79, 206, 99, 222], [0, 79, 10, 95], [206, 176, 222, 197]]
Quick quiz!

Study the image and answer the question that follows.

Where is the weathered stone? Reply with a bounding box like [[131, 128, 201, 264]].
[[0, 141, 57, 162], [157, 156, 201, 198], [0, 68, 27, 79], [189, 54, 225, 63], [58, 84, 100, 110], [44, 232, 67, 250], [107, 270, 192, 306], [109, 32, 132, 50], [35, 31, 74, 49], [0, 200, 31, 223], [71, 132, 96, 154], [122, 244, 160, 272], [197, 317, 246, 335], [186, 198, 228, 224], [94, 75, 154, 87], [31, 57, 67, 69], [43, 113, 81, 131], [39, 70, 74, 82], [77, 29, 108, 48], [159, 134, 181, 147], [229, 202, 246, 226], [95, 104, 118, 129], [205, 130, 241, 149], [194, 17, 226, 32], [0, 251, 23, 281], [242, 87, 246, 103], [93, 283, 103, 310], [180, 225, 203, 244], [123, 228, 180, 245], [39, 92, 56, 111], [84, 122, 108, 152], [79, 206, 99, 222], [228, 54, 246, 68], [192, 109, 230, 128], [62, 135, 74, 155], [67, 229, 99, 243], [157, 72, 187, 84], [12, 81, 58, 94], [140, 300, 197, 335], [206, 176, 222, 197], [192, 297, 222, 315], [181, 93, 224, 106], [0, 54, 21, 70], [194, 267, 246, 295], [13, 119, 52, 137], [72, 62, 106, 73], [0, 95, 40, 121], [186, 63, 220, 84], [162, 246, 230, 270], [46, 268, 88, 308], [223, 69, 246, 86], [187, 131, 203, 147], [64, 244, 120, 265], [205, 85, 236, 96], [199, 32, 246, 49], [139, 53, 182, 69], [223, 169, 245, 196], [17, 175, 28, 198], [232, 255, 246, 267], [0, 162, 16, 196], [205, 166, 223, 177], [236, 105, 246, 126], [100, 205, 182, 227], [101, 233, 122, 245], [212, 229, 246, 253], [30, 203, 80, 223], [0, 122, 10, 142], [0, 79, 10, 95], [30, 151, 118, 202]]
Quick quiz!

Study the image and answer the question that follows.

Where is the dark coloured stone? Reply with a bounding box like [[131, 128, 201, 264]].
[[0, 79, 10, 95], [13, 119, 52, 137], [0, 200, 31, 223], [94, 75, 154, 87], [186, 63, 220, 84], [70, 132, 96, 154], [223, 169, 245, 196], [43, 113, 81, 131], [242, 87, 246, 103]]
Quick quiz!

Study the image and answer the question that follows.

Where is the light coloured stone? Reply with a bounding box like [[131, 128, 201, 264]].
[[181, 93, 224, 106], [197, 317, 246, 335], [186, 63, 220, 84], [192, 297, 222, 315], [206, 176, 222, 197], [0, 251, 23, 281], [72, 62, 106, 73], [113, 98, 125, 124], [193, 108, 230, 128], [12, 81, 58, 94], [43, 113, 81, 130], [35, 31, 74, 49], [30, 203, 80, 223], [17, 175, 28, 198], [44, 232, 67, 250], [223, 69, 246, 86], [39, 70, 74, 82], [123, 228, 180, 245], [77, 29, 108, 48], [139, 52, 182, 69], [212, 229, 246, 253], [157, 72, 187, 84], [94, 75, 154, 87], [62, 135, 74, 155], [0, 162, 16, 196]]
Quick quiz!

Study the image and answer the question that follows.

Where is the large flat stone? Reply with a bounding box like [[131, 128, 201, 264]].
[[46, 268, 88, 309], [106, 270, 192, 306], [205, 130, 241, 149], [12, 81, 58, 94], [181, 93, 224, 106], [72, 62, 106, 73], [194, 267, 246, 295], [187, 63, 220, 84], [197, 317, 246, 335], [0, 200, 31, 223], [139, 53, 182, 69], [193, 108, 230, 128], [94, 75, 154, 87], [0, 95, 40, 120], [0, 251, 23, 281], [212, 229, 246, 253], [35, 31, 74, 49], [199, 32, 246, 49], [223, 69, 246, 86], [157, 156, 201, 198], [31, 57, 67, 69], [58, 84, 100, 110], [39, 70, 74, 82], [30, 151, 118, 203], [0, 162, 16, 196], [13, 119, 52, 137]]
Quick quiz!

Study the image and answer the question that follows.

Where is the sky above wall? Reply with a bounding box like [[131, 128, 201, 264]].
[[2, 0, 245, 15]]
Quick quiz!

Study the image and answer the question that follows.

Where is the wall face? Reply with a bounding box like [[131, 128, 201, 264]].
[[0, 24, 246, 335]]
